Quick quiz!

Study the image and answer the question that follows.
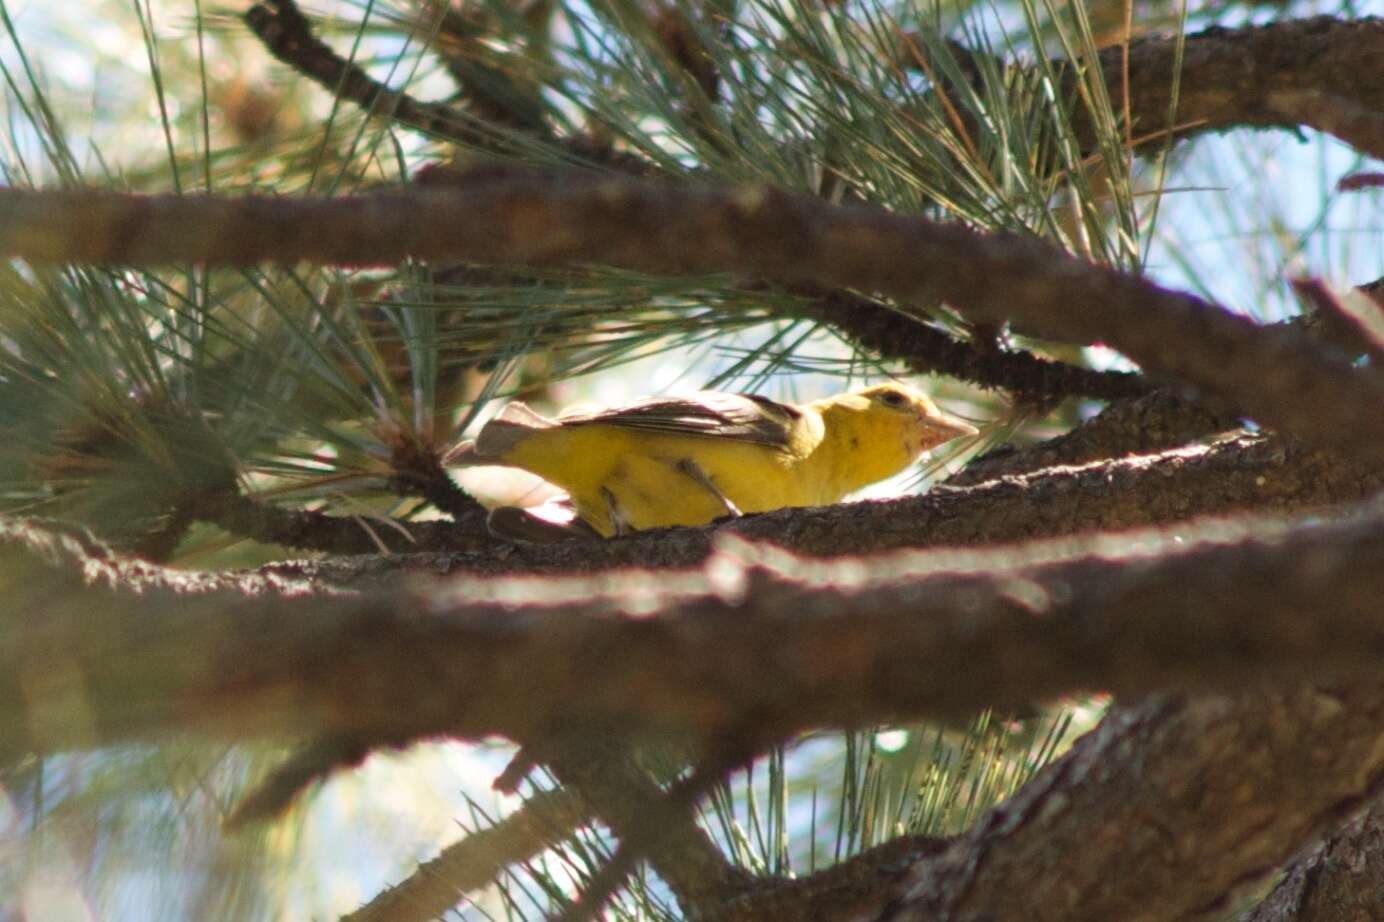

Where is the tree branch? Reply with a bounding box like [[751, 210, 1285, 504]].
[[791, 288, 1149, 402], [22, 522, 1384, 922], [5, 178, 1381, 466], [711, 689, 1384, 922], [1291, 276, 1384, 367], [9, 493, 1384, 755], [1096, 16, 1384, 156], [243, 0, 492, 146], [545, 738, 759, 922], [715, 834, 948, 922], [869, 687, 1384, 922], [185, 490, 497, 555], [1266, 90, 1384, 161], [341, 786, 590, 922], [347, 740, 758, 922], [944, 388, 1241, 486], [897, 18, 1384, 158], [1240, 796, 1384, 922], [385, 432, 490, 523], [225, 734, 381, 830], [247, 0, 1145, 405], [244, 0, 639, 170], [276, 434, 1380, 579]]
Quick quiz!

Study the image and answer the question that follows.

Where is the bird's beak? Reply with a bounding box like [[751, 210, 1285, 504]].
[[924, 413, 980, 440]]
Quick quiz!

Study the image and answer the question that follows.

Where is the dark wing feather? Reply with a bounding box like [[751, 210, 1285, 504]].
[[555, 391, 800, 448]]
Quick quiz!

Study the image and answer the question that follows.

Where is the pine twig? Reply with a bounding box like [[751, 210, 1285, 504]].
[[794, 287, 1149, 402], [225, 734, 379, 831], [126, 503, 198, 562], [341, 786, 591, 922], [243, 0, 504, 150], [386, 433, 489, 523], [545, 737, 759, 922], [243, 0, 639, 169], [1290, 276, 1384, 366]]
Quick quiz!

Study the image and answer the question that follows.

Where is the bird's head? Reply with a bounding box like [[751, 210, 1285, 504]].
[[812, 382, 979, 495], [853, 382, 979, 454]]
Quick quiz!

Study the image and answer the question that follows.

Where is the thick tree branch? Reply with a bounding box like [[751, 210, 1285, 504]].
[[5, 178, 1381, 467], [25, 518, 1384, 921], [898, 18, 1384, 158], [277, 435, 1380, 579], [710, 691, 1384, 922], [1241, 797, 1384, 922], [1266, 91, 1384, 161], [948, 276, 1384, 485], [30, 513, 1384, 922], [869, 688, 1384, 922], [9, 495, 1384, 755], [945, 388, 1241, 486], [1095, 16, 1384, 156]]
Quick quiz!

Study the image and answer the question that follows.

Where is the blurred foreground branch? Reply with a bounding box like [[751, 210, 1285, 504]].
[[6, 494, 1384, 756]]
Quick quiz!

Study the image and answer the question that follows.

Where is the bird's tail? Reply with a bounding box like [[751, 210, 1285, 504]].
[[486, 500, 602, 543], [445, 401, 556, 466]]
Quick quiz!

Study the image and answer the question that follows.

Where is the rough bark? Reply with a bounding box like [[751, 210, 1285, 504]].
[[1241, 798, 1384, 922], [873, 688, 1384, 922]]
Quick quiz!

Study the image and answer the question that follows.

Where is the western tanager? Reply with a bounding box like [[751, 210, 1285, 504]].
[[450, 382, 978, 538]]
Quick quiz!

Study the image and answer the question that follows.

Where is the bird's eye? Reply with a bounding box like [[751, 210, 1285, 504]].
[[878, 389, 906, 407]]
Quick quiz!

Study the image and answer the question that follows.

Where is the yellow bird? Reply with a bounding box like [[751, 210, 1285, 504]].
[[449, 382, 978, 538]]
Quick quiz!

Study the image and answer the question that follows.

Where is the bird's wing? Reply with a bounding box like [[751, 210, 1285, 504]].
[[557, 392, 802, 447], [453, 400, 558, 462]]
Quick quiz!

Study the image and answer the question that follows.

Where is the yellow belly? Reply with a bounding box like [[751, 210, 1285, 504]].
[[503, 426, 822, 535]]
